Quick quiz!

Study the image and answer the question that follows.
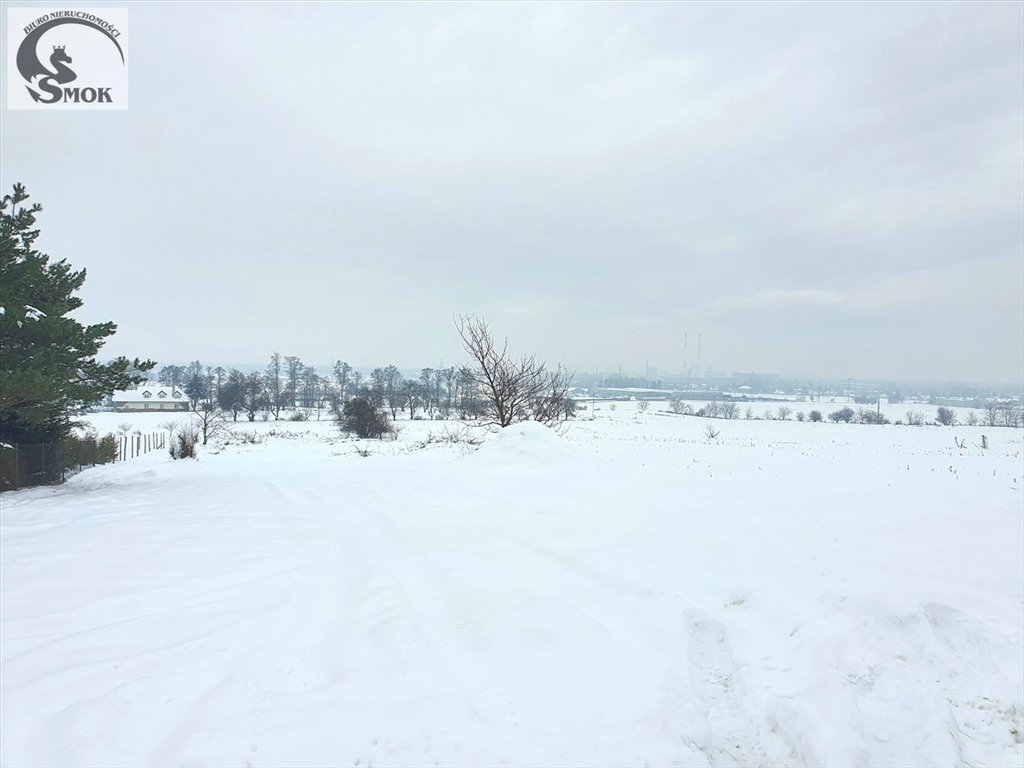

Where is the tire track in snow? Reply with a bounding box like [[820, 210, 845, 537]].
[[350, 493, 493, 727], [683, 609, 771, 767]]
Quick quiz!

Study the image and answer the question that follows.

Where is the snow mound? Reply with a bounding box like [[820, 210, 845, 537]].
[[472, 421, 574, 464]]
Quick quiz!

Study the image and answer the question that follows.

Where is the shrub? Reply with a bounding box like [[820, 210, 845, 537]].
[[796, 411, 806, 422], [859, 409, 890, 425], [669, 396, 692, 415], [829, 407, 855, 423], [637, 399, 650, 412], [336, 397, 393, 439], [169, 425, 199, 459], [288, 410, 308, 422], [96, 433, 118, 463], [905, 410, 925, 426]]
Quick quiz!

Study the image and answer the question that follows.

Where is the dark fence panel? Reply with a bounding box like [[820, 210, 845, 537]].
[[0, 432, 165, 492]]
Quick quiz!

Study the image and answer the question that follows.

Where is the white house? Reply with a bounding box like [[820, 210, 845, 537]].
[[111, 385, 189, 412]]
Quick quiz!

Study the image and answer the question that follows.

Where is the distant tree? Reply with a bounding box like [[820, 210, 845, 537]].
[[808, 410, 823, 422], [998, 401, 1023, 428], [369, 367, 386, 408], [183, 360, 207, 406], [936, 407, 957, 426], [219, 369, 245, 421], [158, 364, 185, 388], [796, 411, 806, 422], [965, 410, 979, 427], [264, 352, 284, 419], [905, 410, 925, 426], [419, 368, 435, 416], [777, 406, 792, 421], [284, 355, 303, 408], [402, 380, 424, 419], [441, 366, 457, 417], [456, 365, 480, 419], [382, 364, 404, 420], [190, 395, 228, 445], [529, 364, 576, 423], [212, 366, 225, 399], [669, 396, 690, 414], [335, 396, 392, 439], [240, 371, 266, 422], [720, 401, 738, 420], [637, 398, 650, 412], [983, 401, 1000, 427], [0, 183, 153, 443], [299, 364, 320, 410], [332, 360, 352, 404], [311, 375, 332, 421], [829, 407, 855, 423], [859, 408, 889, 425]]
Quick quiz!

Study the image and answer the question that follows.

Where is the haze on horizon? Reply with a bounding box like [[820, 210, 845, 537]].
[[1, 1, 1022, 385]]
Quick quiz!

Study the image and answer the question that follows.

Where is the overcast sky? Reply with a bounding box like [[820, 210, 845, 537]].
[[2, 1, 1022, 383]]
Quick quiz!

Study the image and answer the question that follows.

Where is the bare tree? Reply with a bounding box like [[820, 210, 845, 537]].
[[241, 371, 266, 422], [905, 410, 925, 426], [669, 396, 692, 415], [419, 368, 435, 417], [265, 353, 284, 420], [531, 364, 576, 423], [456, 315, 573, 427], [720, 401, 738, 420], [936, 406, 957, 426], [777, 406, 792, 421], [312, 375, 332, 421], [284, 355, 304, 409], [403, 380, 424, 419], [332, 360, 352, 404], [637, 398, 650, 412], [998, 401, 1023, 428], [219, 369, 245, 421], [190, 396, 229, 445]]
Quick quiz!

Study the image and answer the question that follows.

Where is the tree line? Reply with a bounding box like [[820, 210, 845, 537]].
[[153, 316, 577, 438]]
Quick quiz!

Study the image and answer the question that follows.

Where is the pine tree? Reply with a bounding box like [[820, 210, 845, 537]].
[[0, 183, 155, 443]]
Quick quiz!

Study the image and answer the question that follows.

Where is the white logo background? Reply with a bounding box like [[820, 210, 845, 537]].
[[6, 7, 128, 110]]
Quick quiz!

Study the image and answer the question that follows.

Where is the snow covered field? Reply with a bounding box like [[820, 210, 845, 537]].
[[2, 404, 1022, 767]]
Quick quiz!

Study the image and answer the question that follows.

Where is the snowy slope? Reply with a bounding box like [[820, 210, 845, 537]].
[[2, 407, 1022, 767]]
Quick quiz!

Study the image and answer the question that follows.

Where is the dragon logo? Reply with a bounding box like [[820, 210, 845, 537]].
[[13, 13, 125, 106]]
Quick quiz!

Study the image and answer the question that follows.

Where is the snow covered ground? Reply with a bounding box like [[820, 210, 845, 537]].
[[2, 403, 1022, 767]]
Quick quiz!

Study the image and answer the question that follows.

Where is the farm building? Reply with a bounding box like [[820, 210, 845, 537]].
[[111, 386, 189, 412]]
